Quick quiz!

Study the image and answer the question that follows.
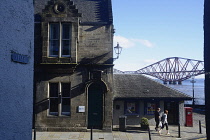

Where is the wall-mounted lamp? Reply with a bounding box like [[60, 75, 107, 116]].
[[113, 42, 122, 61]]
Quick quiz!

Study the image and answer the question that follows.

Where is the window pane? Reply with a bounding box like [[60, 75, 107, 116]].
[[49, 83, 58, 97], [50, 24, 59, 56], [50, 24, 59, 39], [50, 40, 59, 56], [62, 83, 70, 97], [146, 103, 156, 115], [62, 98, 70, 114], [125, 102, 138, 114], [62, 24, 71, 56], [62, 24, 71, 39], [50, 98, 58, 113], [126, 102, 136, 114], [62, 40, 70, 55]]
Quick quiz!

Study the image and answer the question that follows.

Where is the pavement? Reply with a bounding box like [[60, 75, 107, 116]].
[[32, 125, 206, 140], [32, 113, 206, 140]]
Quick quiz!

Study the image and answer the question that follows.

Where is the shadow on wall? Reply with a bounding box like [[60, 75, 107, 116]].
[[34, 83, 86, 114], [34, 51, 113, 114], [80, 52, 113, 64], [35, 98, 49, 114], [82, 0, 111, 23], [84, 25, 103, 31]]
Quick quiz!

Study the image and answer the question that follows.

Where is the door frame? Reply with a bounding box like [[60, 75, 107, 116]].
[[86, 81, 107, 129], [164, 101, 179, 125]]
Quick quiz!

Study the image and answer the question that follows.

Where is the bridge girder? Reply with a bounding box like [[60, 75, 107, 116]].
[[114, 57, 204, 82]]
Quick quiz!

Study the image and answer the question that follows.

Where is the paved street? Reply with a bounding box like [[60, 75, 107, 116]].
[[189, 137, 206, 140], [32, 125, 206, 140], [32, 113, 206, 140]]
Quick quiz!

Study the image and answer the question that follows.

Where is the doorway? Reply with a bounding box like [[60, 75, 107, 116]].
[[164, 101, 179, 125], [87, 83, 104, 129]]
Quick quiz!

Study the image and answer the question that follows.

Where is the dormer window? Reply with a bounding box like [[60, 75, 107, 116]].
[[49, 23, 72, 57]]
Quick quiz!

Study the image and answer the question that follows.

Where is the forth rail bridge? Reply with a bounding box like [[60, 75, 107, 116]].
[[114, 57, 204, 84]]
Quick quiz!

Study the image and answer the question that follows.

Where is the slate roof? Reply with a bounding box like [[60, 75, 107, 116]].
[[34, 0, 113, 24], [113, 74, 192, 100]]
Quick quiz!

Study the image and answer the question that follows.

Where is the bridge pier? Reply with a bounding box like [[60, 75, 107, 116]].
[[173, 81, 177, 84], [163, 81, 182, 85]]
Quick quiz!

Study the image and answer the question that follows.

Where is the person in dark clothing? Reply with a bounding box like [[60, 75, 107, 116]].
[[154, 108, 161, 131]]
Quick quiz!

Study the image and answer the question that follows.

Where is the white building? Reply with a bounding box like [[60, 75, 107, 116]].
[[0, 0, 34, 139]]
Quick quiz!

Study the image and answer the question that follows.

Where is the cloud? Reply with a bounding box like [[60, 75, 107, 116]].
[[113, 35, 135, 48], [114, 35, 154, 48], [131, 39, 154, 48]]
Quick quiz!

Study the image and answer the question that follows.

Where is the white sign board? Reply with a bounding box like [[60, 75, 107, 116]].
[[78, 106, 85, 112]]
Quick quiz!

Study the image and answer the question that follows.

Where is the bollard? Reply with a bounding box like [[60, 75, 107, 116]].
[[148, 126, 151, 140], [34, 128, 36, 140], [199, 120, 202, 134], [112, 118, 113, 130], [90, 127, 93, 140], [178, 123, 181, 138]]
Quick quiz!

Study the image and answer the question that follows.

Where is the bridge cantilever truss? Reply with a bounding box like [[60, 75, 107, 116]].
[[114, 57, 204, 84]]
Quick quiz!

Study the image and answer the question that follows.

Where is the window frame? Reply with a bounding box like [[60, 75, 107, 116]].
[[60, 82, 71, 115], [48, 83, 59, 115], [48, 82, 71, 116], [49, 22, 72, 58], [144, 102, 159, 115], [124, 100, 139, 115]]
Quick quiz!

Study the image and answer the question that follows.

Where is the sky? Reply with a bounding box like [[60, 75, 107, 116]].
[[112, 0, 204, 74]]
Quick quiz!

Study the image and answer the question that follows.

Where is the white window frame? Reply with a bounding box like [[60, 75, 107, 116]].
[[49, 22, 72, 57], [48, 82, 71, 116]]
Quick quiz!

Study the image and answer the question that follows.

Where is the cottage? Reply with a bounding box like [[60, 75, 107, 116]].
[[113, 74, 192, 126]]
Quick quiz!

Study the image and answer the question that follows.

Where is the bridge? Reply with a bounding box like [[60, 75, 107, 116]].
[[114, 57, 204, 84]]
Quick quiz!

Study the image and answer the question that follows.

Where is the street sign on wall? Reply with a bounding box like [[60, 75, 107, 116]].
[[11, 51, 29, 64]]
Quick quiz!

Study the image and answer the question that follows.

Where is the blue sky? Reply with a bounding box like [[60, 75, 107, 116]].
[[112, 0, 204, 72]]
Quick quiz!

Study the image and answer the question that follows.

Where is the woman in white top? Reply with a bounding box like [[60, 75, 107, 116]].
[[159, 110, 170, 135]]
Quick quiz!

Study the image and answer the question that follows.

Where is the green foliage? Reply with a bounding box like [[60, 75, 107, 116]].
[[141, 117, 149, 126]]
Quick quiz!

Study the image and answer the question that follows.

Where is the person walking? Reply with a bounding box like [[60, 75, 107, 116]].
[[159, 110, 170, 135], [154, 108, 161, 131]]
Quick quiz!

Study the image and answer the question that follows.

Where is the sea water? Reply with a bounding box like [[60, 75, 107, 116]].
[[156, 78, 205, 105]]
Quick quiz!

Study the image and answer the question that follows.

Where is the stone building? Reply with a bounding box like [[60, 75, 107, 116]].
[[34, 0, 193, 132], [113, 74, 192, 126], [0, 0, 34, 139], [34, 0, 114, 131]]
